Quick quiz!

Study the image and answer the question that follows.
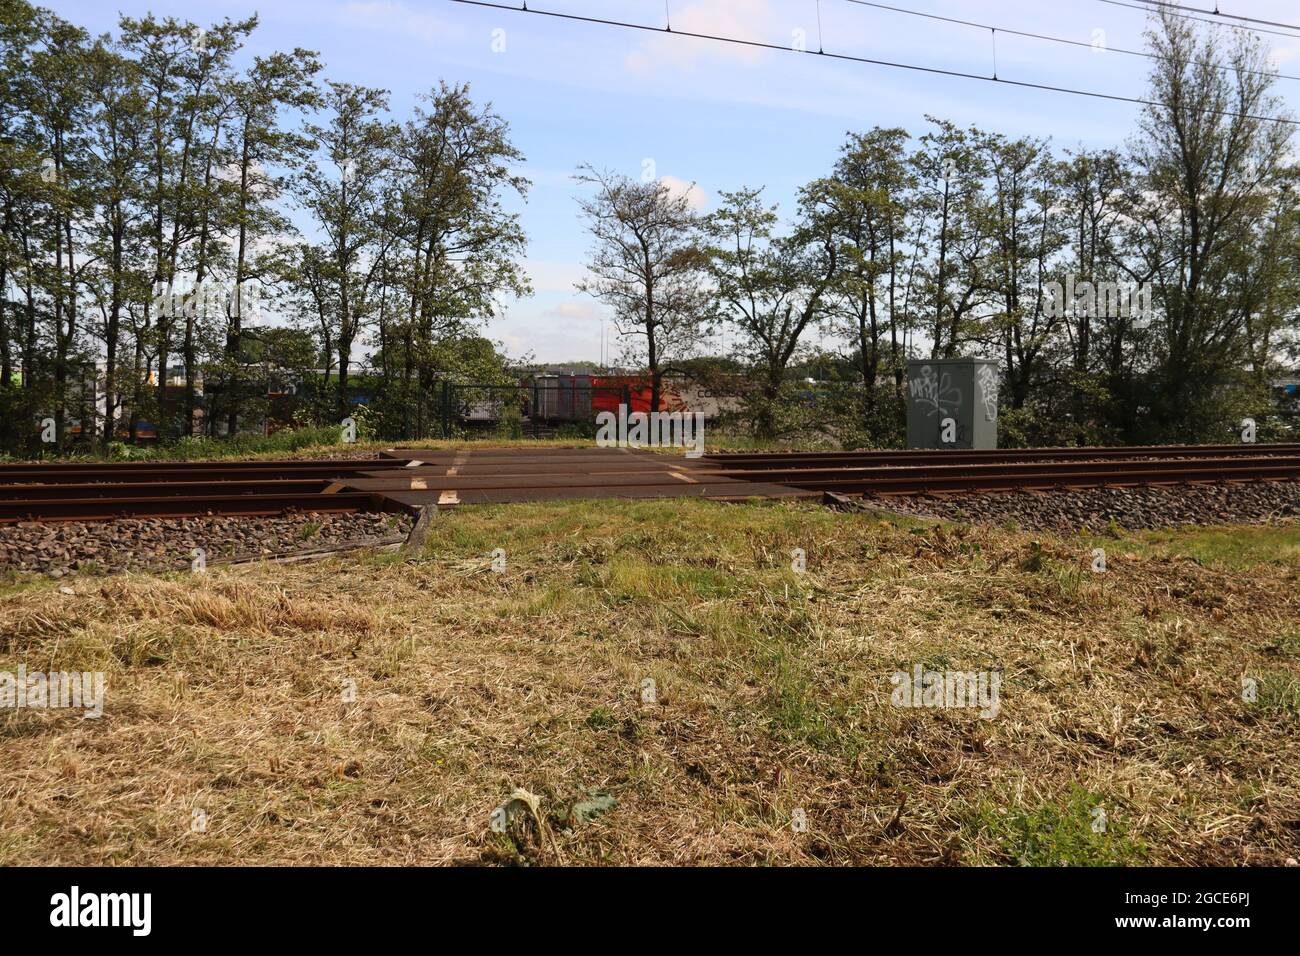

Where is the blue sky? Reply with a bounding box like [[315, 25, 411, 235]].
[[48, 0, 1300, 363]]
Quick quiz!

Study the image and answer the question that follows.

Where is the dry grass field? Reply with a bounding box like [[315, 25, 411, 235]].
[[1, 497, 1297, 865]]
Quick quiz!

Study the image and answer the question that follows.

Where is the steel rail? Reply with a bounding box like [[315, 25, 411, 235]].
[[0, 444, 1297, 523], [0, 461, 411, 484], [0, 492, 406, 524], [0, 457, 397, 470], [702, 454, 1300, 484], [331, 454, 1300, 492], [0, 479, 339, 500], [742, 461, 1300, 494], [703, 443, 1300, 467], [0, 467, 404, 485]]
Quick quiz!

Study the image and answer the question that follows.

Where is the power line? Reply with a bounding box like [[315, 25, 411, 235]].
[[1097, 0, 1300, 41], [839, 0, 1300, 83], [448, 0, 1300, 127], [1129, 0, 1300, 35]]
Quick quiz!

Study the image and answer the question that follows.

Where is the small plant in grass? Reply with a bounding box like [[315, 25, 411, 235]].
[[976, 786, 1147, 866], [762, 650, 865, 758], [1263, 633, 1300, 659], [1249, 672, 1300, 717], [1019, 540, 1045, 573], [584, 706, 618, 731], [298, 521, 322, 541]]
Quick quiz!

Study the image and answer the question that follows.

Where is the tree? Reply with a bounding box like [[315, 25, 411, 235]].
[[981, 131, 1064, 412], [174, 16, 256, 434], [0, 0, 43, 446], [575, 164, 707, 413], [1055, 146, 1130, 437], [703, 187, 838, 438], [813, 127, 914, 437], [25, 9, 92, 447], [909, 117, 993, 359], [290, 82, 396, 421], [219, 46, 320, 434], [118, 14, 255, 435], [83, 36, 149, 448], [1128, 7, 1296, 440], [386, 82, 530, 437]]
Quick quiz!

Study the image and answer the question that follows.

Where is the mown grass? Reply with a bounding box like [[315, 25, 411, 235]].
[[1081, 523, 1300, 571], [0, 496, 1296, 866]]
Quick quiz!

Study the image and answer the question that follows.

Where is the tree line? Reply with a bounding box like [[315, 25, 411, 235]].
[[2, 2, 1297, 453], [0, 0, 526, 452], [577, 8, 1300, 445]]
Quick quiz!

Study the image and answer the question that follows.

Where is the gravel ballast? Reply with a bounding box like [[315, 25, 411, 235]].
[[871, 480, 1300, 532], [0, 511, 412, 577], [3, 480, 1298, 578]]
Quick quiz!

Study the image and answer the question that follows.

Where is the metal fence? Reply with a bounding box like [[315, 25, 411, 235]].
[[438, 382, 638, 439], [4, 373, 716, 450]]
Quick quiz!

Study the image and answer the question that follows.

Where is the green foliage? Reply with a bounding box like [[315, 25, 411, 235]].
[[583, 707, 617, 731], [975, 787, 1148, 866], [1, 1, 1297, 454], [1249, 672, 1300, 717], [145, 426, 343, 460], [492, 403, 525, 440], [575, 164, 707, 387]]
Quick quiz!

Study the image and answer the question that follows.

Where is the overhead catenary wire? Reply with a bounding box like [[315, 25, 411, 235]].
[[447, 0, 1300, 127], [1097, 0, 1300, 41], [1128, 0, 1300, 35], [840, 0, 1300, 83]]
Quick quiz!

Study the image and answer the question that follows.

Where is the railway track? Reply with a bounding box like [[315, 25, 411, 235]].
[[704, 442, 1300, 468], [701, 454, 1300, 495], [0, 444, 1296, 523], [0, 457, 417, 524]]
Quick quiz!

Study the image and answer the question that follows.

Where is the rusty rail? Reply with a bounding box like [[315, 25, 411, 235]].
[[0, 444, 1297, 523], [0, 491, 397, 523], [704, 443, 1300, 469], [707, 455, 1300, 495]]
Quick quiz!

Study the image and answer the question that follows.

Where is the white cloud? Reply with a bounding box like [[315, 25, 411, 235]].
[[659, 175, 709, 211], [1269, 45, 1299, 68], [525, 258, 588, 294], [491, 299, 607, 363], [544, 300, 600, 322], [624, 0, 779, 72], [336, 1, 460, 42]]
